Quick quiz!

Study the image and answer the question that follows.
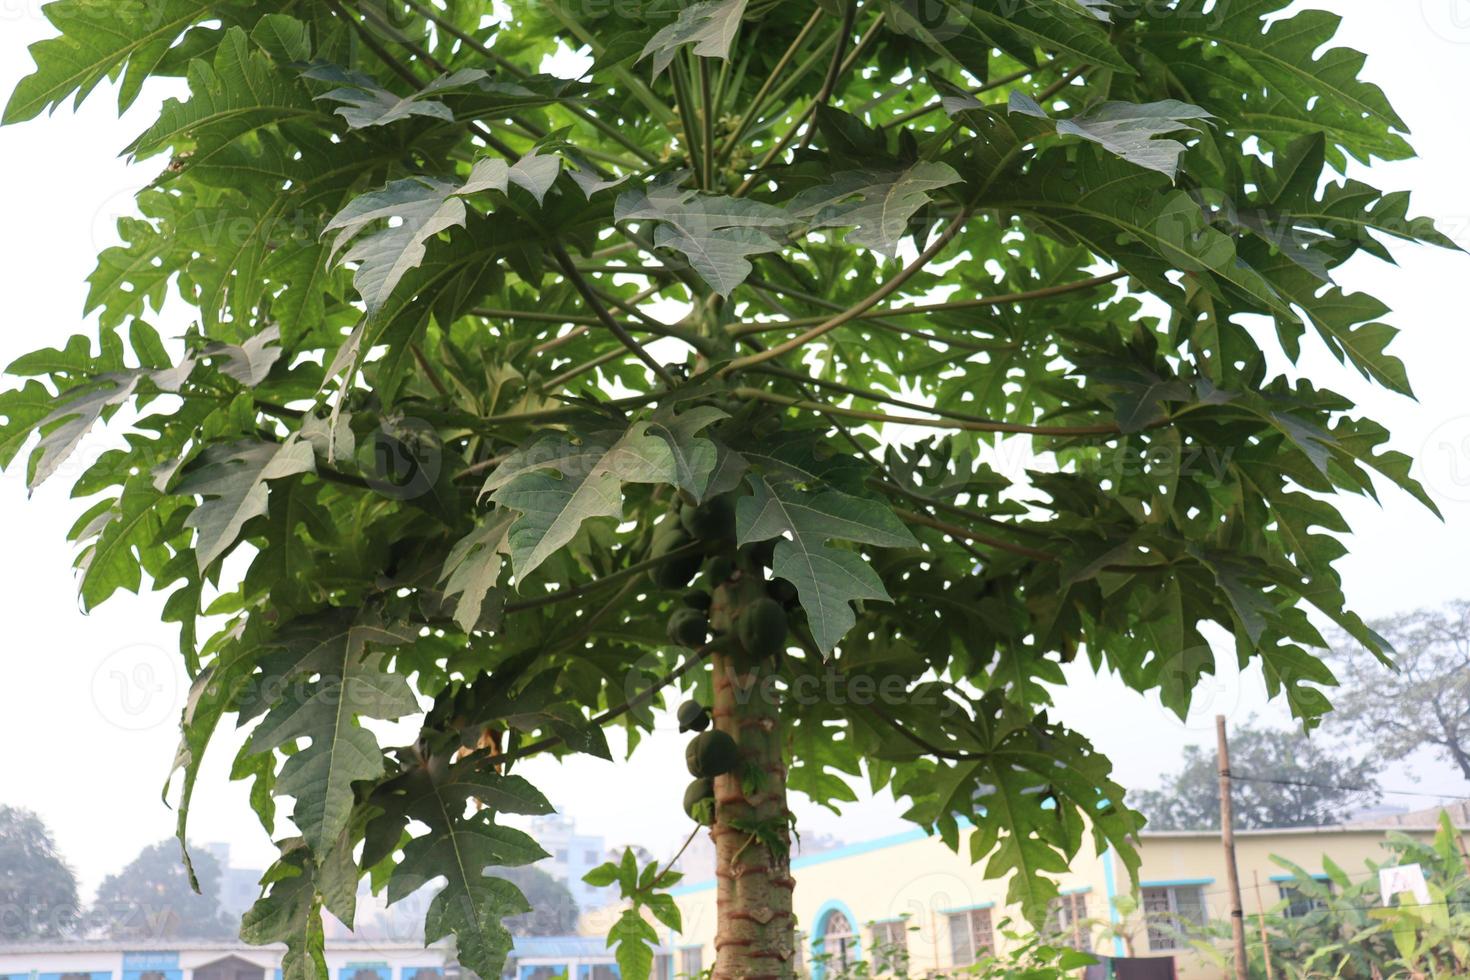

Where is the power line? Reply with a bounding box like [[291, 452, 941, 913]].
[[1229, 772, 1470, 803]]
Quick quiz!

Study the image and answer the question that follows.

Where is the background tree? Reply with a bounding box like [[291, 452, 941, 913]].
[[1132, 723, 1382, 830], [493, 866, 580, 936], [1329, 601, 1470, 781], [0, 805, 79, 941], [90, 840, 232, 940], [0, 1, 1452, 979]]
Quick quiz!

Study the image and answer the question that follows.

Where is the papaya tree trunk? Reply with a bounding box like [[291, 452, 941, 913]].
[[709, 572, 796, 979]]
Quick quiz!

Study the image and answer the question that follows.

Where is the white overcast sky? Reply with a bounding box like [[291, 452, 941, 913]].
[[1, 2, 1469, 899]]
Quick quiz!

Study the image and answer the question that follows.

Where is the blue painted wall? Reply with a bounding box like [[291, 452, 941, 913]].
[[339, 964, 389, 980]]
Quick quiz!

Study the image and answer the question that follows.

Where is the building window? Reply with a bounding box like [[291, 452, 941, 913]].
[[555, 849, 569, 862], [653, 954, 673, 980], [1278, 880, 1332, 918], [585, 850, 599, 865], [678, 946, 703, 978], [817, 908, 857, 972], [946, 907, 994, 966], [519, 966, 568, 980], [1046, 893, 1091, 951], [870, 919, 908, 973], [1142, 885, 1208, 950]]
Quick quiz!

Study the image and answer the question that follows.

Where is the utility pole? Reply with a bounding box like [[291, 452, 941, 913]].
[[1217, 714, 1248, 980]]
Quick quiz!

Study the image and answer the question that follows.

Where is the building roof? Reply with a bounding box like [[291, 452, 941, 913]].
[[0, 940, 436, 955], [1345, 800, 1470, 829], [0, 937, 617, 958]]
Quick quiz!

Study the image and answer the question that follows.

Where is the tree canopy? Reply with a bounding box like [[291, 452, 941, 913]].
[[1132, 722, 1381, 831], [0, 805, 79, 941], [1329, 601, 1470, 781], [0, 0, 1452, 977], [90, 839, 234, 940], [494, 866, 581, 936]]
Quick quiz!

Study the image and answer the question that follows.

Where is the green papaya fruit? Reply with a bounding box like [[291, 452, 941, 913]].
[[685, 729, 740, 777], [681, 589, 712, 612], [680, 496, 735, 541], [667, 608, 709, 648], [703, 554, 735, 585], [677, 699, 711, 733], [683, 778, 715, 825], [737, 597, 788, 659], [650, 526, 701, 590]]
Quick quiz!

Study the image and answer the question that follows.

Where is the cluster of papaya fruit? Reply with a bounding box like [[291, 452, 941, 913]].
[[655, 493, 799, 825], [678, 700, 728, 826]]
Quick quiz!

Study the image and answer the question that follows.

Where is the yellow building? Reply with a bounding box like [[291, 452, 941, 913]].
[[667, 810, 1462, 978]]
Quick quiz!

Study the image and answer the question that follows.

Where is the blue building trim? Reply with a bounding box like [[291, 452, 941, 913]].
[[1268, 873, 1330, 883], [669, 820, 982, 896], [1140, 877, 1215, 888], [519, 966, 569, 980], [339, 963, 390, 980], [575, 965, 621, 980], [123, 955, 179, 971], [1060, 885, 1094, 896], [811, 898, 862, 980], [40, 974, 110, 980], [1102, 845, 1125, 958]]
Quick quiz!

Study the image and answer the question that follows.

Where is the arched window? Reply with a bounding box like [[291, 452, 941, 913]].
[[817, 908, 856, 972]]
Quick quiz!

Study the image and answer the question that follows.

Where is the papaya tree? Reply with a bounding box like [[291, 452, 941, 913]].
[[0, 0, 1452, 978]]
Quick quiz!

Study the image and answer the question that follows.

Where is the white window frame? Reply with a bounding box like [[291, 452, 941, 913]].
[[869, 919, 908, 972], [1142, 884, 1208, 950], [946, 906, 995, 966]]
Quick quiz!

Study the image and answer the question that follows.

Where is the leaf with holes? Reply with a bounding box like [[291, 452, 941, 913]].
[[736, 474, 917, 654], [639, 0, 748, 78], [245, 611, 418, 854]]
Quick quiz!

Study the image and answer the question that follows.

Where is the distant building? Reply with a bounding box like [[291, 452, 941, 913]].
[[0, 941, 451, 980], [667, 816, 1468, 979], [199, 845, 261, 924], [529, 817, 614, 913], [0, 937, 650, 980], [1346, 799, 1470, 828]]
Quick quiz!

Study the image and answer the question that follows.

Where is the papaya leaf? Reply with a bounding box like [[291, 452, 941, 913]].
[[787, 161, 963, 257], [175, 437, 317, 571], [485, 424, 677, 580], [639, 0, 748, 78], [239, 843, 327, 980], [245, 611, 418, 853], [614, 178, 793, 295], [736, 474, 917, 654], [307, 65, 490, 129], [1008, 93, 1214, 179]]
